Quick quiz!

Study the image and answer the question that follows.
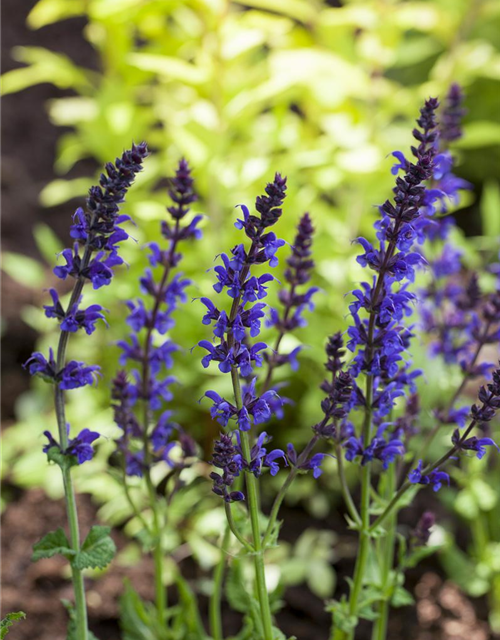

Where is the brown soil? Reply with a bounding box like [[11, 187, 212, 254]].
[[1, 488, 496, 640]]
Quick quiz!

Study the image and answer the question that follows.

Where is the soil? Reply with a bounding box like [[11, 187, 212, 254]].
[[1, 488, 495, 640]]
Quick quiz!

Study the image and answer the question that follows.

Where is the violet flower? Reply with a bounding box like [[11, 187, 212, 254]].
[[113, 158, 201, 476], [340, 99, 440, 467], [24, 143, 148, 462], [201, 173, 290, 500]]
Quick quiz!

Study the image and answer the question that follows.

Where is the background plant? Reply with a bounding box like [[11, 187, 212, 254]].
[[2, 0, 500, 637]]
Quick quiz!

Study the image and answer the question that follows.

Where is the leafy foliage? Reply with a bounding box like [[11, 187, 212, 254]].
[[72, 525, 116, 570], [0, 612, 26, 639], [32, 528, 75, 562]]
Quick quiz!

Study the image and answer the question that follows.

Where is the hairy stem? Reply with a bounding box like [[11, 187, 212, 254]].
[[138, 220, 181, 623], [372, 465, 397, 640], [230, 365, 274, 640], [53, 224, 98, 639], [336, 443, 362, 527], [210, 527, 231, 640], [240, 430, 274, 640]]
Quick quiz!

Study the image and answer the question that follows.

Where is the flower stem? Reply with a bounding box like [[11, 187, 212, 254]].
[[240, 430, 274, 640], [230, 364, 274, 640], [336, 443, 362, 527], [61, 465, 88, 640], [262, 434, 319, 547], [146, 473, 166, 624], [54, 270, 93, 640], [138, 220, 181, 625], [371, 465, 397, 640], [210, 527, 231, 640]]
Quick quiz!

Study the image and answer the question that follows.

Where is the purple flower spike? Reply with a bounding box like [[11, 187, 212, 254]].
[[113, 159, 202, 476]]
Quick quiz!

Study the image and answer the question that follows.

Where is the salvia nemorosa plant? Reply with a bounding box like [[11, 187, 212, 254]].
[[24, 143, 148, 639], [112, 158, 201, 629], [23, 90, 499, 640]]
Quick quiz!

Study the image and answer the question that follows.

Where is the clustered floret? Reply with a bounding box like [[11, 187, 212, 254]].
[[24, 144, 148, 463], [113, 159, 201, 476]]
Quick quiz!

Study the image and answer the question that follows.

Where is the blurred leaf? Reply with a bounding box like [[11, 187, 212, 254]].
[[39, 178, 91, 207], [232, 0, 317, 23], [306, 560, 336, 598], [33, 223, 64, 265], [0, 612, 26, 639], [120, 580, 167, 640], [27, 0, 86, 29], [1, 47, 92, 95], [2, 252, 45, 288], [481, 181, 500, 236], [391, 586, 414, 608], [457, 122, 500, 148], [127, 54, 209, 85]]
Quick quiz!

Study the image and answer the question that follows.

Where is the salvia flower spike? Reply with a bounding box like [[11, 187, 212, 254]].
[[24, 143, 148, 640]]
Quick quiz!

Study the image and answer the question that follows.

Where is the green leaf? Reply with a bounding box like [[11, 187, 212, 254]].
[[405, 544, 440, 569], [1, 612, 26, 639], [457, 122, 500, 149], [232, 0, 317, 23], [226, 558, 250, 613], [391, 586, 414, 608], [73, 526, 116, 570], [0, 47, 92, 96], [32, 528, 75, 562], [27, 0, 86, 29], [119, 581, 167, 640], [2, 252, 46, 288], [39, 178, 91, 207], [306, 560, 336, 599], [480, 181, 500, 237], [327, 599, 358, 632], [33, 223, 64, 265], [171, 574, 208, 639]]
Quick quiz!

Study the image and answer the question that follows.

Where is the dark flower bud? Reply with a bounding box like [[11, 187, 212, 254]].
[[255, 172, 287, 228], [166, 158, 198, 221], [412, 511, 435, 546], [440, 83, 466, 142]]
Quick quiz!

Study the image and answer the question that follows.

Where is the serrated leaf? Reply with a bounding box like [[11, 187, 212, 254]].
[[32, 528, 75, 562], [1, 612, 26, 639], [73, 526, 115, 570]]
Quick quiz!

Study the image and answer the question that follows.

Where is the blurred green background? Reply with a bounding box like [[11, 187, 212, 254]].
[[1, 0, 500, 637]]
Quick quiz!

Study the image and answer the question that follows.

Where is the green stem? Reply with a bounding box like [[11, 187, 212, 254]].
[[61, 465, 88, 640], [210, 527, 231, 640], [146, 473, 166, 624], [336, 443, 362, 527], [262, 435, 320, 548], [55, 299, 90, 640], [372, 466, 396, 640], [240, 430, 274, 640], [224, 501, 254, 552]]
